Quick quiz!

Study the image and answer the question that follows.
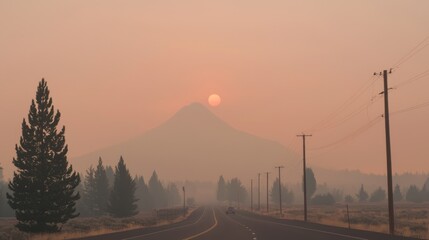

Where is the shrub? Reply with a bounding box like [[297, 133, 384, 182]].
[[370, 187, 386, 202], [344, 194, 354, 203], [311, 193, 335, 205]]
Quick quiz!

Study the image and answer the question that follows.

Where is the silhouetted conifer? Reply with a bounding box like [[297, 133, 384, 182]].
[[270, 178, 294, 205], [136, 176, 153, 211], [94, 158, 109, 215], [406, 185, 422, 203], [149, 171, 167, 208], [226, 178, 247, 205], [0, 164, 3, 181], [109, 156, 138, 217], [166, 183, 181, 207], [105, 165, 115, 187], [393, 184, 403, 202], [83, 166, 96, 214], [369, 187, 386, 202], [216, 175, 227, 202], [356, 184, 369, 202], [7, 79, 80, 232], [304, 168, 317, 199]]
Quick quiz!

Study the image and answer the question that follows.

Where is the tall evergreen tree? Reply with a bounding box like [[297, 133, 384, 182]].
[[304, 168, 317, 198], [93, 157, 109, 215], [136, 176, 153, 211], [216, 175, 227, 202], [109, 156, 138, 217], [0, 164, 3, 181], [406, 185, 422, 203], [226, 178, 247, 205], [393, 184, 403, 202], [148, 171, 166, 208], [356, 184, 369, 202], [82, 166, 96, 215], [105, 165, 115, 188], [7, 79, 80, 232], [369, 187, 386, 202], [270, 178, 294, 205], [166, 183, 181, 207]]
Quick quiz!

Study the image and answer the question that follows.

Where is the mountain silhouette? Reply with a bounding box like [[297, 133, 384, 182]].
[[71, 102, 295, 181]]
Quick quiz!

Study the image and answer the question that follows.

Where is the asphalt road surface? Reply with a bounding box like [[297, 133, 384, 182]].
[[76, 206, 419, 240]]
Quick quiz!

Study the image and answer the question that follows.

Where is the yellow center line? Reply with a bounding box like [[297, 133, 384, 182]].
[[182, 208, 218, 240]]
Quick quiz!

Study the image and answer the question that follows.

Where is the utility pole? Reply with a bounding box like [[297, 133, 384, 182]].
[[258, 173, 261, 211], [237, 190, 240, 209], [375, 69, 395, 235], [182, 186, 186, 216], [297, 133, 312, 222], [266, 172, 270, 213], [275, 166, 284, 216], [251, 179, 253, 211]]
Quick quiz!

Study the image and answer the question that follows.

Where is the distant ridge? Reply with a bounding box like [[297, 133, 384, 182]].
[[71, 102, 295, 181]]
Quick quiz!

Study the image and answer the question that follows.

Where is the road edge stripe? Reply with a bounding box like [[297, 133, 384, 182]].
[[236, 213, 368, 240]]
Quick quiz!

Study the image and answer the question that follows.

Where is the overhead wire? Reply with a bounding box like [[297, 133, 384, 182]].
[[316, 94, 383, 132], [391, 100, 429, 116], [392, 68, 429, 89], [309, 116, 383, 151], [307, 75, 378, 133], [392, 35, 429, 69]]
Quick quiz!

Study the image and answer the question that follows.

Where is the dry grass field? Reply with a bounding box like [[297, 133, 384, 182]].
[[265, 203, 429, 239], [0, 208, 193, 240]]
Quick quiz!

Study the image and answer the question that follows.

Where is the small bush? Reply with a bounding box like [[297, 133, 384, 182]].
[[370, 187, 386, 202], [344, 195, 354, 203], [311, 193, 335, 206]]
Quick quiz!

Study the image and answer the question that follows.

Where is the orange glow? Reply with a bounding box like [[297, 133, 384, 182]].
[[208, 94, 221, 107]]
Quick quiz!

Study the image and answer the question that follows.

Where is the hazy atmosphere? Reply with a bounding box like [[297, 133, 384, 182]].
[[2, 1, 429, 182], [1, 1, 429, 239]]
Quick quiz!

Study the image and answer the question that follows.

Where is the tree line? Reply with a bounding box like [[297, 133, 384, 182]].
[[79, 157, 181, 217], [216, 176, 248, 206], [215, 168, 429, 206], [0, 79, 181, 233]]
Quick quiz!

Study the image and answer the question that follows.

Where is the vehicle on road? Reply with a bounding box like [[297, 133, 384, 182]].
[[226, 206, 235, 214]]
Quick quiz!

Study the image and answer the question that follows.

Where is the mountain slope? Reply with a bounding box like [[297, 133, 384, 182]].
[[71, 103, 295, 181]]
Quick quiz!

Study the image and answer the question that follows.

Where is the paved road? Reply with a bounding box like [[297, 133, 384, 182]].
[[76, 206, 419, 240]]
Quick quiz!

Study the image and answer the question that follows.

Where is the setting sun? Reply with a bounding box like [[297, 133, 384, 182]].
[[208, 94, 221, 107]]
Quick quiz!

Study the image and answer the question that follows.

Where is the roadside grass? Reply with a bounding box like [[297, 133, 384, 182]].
[[264, 202, 428, 239], [0, 208, 195, 240]]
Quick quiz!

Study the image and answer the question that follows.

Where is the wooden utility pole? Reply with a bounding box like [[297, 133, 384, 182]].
[[379, 69, 395, 234], [182, 186, 186, 216], [297, 133, 312, 222], [258, 173, 261, 211], [251, 179, 253, 211], [266, 172, 270, 213], [275, 166, 284, 216]]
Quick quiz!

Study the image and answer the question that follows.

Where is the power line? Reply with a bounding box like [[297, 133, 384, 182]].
[[308, 76, 378, 133], [316, 95, 383, 132], [309, 116, 382, 151], [392, 68, 429, 89], [392, 35, 429, 69], [391, 100, 429, 116]]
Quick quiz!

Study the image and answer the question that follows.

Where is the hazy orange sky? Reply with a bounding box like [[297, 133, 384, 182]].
[[1, 1, 429, 180]]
